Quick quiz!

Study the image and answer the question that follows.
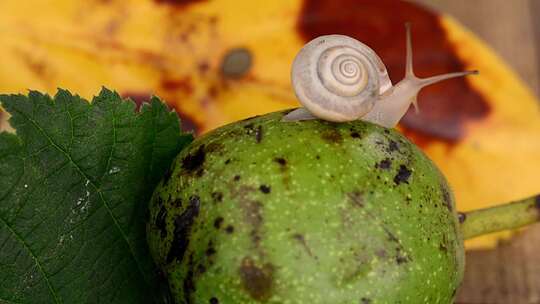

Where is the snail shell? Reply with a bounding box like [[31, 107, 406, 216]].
[[291, 35, 392, 122]]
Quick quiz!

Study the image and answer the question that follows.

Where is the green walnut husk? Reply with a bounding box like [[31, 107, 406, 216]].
[[147, 110, 464, 304]]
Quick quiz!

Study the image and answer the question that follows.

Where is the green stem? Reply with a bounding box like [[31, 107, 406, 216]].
[[460, 194, 540, 240]]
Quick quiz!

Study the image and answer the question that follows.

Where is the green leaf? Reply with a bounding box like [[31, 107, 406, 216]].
[[0, 88, 193, 303]]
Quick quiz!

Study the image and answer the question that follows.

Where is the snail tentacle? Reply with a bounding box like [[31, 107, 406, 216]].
[[361, 24, 478, 127]]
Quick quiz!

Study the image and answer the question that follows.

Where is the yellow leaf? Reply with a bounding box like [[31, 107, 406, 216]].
[[1, 0, 538, 248]]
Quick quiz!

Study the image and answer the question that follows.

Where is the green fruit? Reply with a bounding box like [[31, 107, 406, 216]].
[[147, 110, 464, 304]]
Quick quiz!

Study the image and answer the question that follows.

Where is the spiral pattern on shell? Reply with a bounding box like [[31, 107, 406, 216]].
[[291, 35, 391, 122]]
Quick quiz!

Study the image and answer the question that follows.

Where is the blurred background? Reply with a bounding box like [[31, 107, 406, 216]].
[[413, 2, 540, 303], [416, 0, 540, 96], [1, 0, 539, 303]]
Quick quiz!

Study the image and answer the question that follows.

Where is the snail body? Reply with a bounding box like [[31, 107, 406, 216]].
[[285, 24, 477, 127]]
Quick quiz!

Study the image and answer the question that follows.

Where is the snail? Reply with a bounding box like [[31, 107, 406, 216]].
[[283, 23, 478, 127]]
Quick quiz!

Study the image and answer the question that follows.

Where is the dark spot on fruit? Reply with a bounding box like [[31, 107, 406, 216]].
[[255, 126, 263, 143], [292, 233, 315, 258], [214, 217, 224, 229], [225, 225, 235, 234], [204, 142, 224, 154], [315, 155, 320, 160], [243, 123, 264, 143], [224, 159, 231, 165], [393, 165, 412, 185], [166, 196, 201, 264], [244, 201, 263, 226], [457, 212, 467, 223], [189, 195, 201, 206], [233, 175, 241, 181], [350, 131, 361, 139], [197, 264, 207, 274], [441, 186, 453, 212], [361, 298, 372, 304], [376, 158, 392, 170], [347, 191, 364, 208], [388, 140, 399, 153], [209, 297, 219, 304], [242, 200, 264, 247], [239, 257, 274, 301], [182, 254, 196, 303], [182, 145, 206, 173], [321, 129, 343, 144], [395, 253, 409, 265], [251, 233, 262, 245], [385, 230, 399, 243], [221, 48, 252, 79], [172, 198, 182, 208], [274, 157, 287, 166], [206, 243, 217, 257], [405, 196, 412, 204], [196, 169, 204, 177], [381, 227, 411, 266], [155, 205, 168, 238], [211, 192, 223, 203], [259, 184, 271, 194], [297, 0, 491, 146]]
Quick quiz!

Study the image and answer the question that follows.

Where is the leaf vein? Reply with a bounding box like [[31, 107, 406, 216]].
[[10, 107, 150, 289], [0, 217, 61, 303]]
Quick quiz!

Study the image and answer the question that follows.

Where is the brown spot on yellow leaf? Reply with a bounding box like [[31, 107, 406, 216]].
[[161, 77, 194, 95], [154, 0, 207, 7], [15, 49, 52, 81]]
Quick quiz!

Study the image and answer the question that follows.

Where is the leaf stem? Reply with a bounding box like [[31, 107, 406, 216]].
[[460, 194, 540, 240]]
